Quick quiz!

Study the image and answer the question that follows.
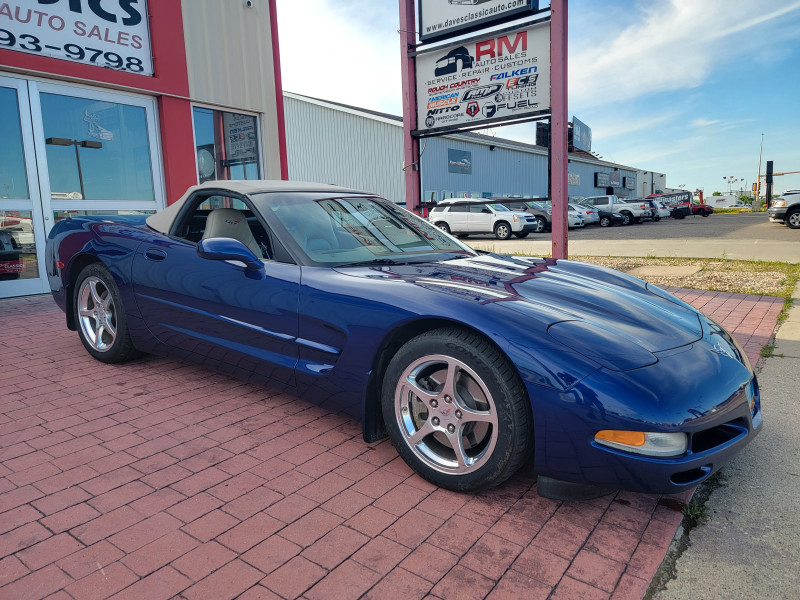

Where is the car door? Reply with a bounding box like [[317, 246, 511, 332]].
[[468, 204, 494, 233], [131, 191, 301, 385], [445, 204, 469, 232]]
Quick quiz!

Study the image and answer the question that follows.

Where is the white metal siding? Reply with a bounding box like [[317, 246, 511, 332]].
[[181, 0, 282, 178], [284, 96, 405, 203]]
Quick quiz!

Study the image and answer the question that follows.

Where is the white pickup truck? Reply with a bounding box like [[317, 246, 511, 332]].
[[583, 195, 651, 225]]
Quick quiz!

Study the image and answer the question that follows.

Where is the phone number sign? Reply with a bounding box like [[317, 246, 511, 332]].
[[414, 21, 549, 137], [0, 0, 153, 75]]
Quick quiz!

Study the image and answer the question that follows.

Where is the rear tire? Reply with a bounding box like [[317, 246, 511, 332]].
[[435, 222, 451, 234], [620, 212, 633, 226], [600, 216, 611, 227], [74, 263, 138, 363], [534, 216, 547, 233], [381, 327, 532, 491]]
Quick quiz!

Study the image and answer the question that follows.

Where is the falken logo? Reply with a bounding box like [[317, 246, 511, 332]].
[[466, 101, 480, 117], [462, 84, 503, 102]]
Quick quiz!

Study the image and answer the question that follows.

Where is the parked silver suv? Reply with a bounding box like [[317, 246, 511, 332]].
[[428, 200, 537, 239]]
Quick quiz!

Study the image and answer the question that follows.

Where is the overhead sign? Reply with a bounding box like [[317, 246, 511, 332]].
[[418, 0, 539, 43], [414, 22, 550, 137], [0, 0, 153, 75], [572, 116, 592, 153]]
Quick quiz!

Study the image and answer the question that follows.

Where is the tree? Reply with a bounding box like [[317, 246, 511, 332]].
[[712, 191, 722, 196]]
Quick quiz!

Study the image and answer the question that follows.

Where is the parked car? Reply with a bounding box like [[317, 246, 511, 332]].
[[509, 199, 584, 229], [654, 201, 671, 220], [597, 209, 625, 227], [568, 203, 599, 225], [46, 180, 763, 495], [491, 199, 551, 234], [647, 192, 693, 219], [584, 195, 650, 225], [429, 200, 536, 239], [768, 190, 800, 228], [691, 203, 714, 217]]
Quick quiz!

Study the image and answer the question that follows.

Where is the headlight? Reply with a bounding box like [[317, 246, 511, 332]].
[[595, 430, 688, 457], [773, 199, 786, 207]]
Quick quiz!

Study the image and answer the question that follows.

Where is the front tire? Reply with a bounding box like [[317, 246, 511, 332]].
[[701, 210, 710, 217], [787, 209, 800, 229], [74, 263, 138, 363], [534, 216, 547, 233], [381, 328, 532, 491], [494, 222, 512, 240], [600, 216, 611, 227]]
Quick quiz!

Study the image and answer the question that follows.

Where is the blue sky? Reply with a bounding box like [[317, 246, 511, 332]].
[[275, 0, 800, 196]]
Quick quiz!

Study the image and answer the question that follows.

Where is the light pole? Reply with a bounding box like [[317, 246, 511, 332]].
[[45, 138, 103, 200], [756, 133, 764, 210]]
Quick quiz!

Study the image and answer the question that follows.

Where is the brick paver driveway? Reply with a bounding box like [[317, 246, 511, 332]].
[[0, 290, 782, 600]]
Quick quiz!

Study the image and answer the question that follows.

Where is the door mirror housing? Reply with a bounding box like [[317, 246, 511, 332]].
[[197, 237, 263, 272]]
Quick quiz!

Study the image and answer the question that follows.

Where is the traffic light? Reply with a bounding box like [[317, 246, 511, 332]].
[[752, 183, 757, 193], [766, 161, 774, 184]]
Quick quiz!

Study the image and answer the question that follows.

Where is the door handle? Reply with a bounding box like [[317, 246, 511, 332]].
[[145, 248, 167, 261]]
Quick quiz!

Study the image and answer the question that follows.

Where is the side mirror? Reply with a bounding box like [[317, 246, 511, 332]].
[[197, 237, 263, 272]]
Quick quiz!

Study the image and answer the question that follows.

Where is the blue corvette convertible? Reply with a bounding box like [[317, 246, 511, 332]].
[[46, 181, 761, 495]]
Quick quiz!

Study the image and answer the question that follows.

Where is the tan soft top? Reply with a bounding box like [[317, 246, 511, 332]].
[[146, 180, 369, 234]]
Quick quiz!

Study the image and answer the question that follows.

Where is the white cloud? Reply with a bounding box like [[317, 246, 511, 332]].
[[275, 0, 401, 113], [569, 0, 800, 108], [692, 118, 721, 128]]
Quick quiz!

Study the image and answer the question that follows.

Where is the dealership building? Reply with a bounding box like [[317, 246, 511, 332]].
[[0, 1, 667, 300], [0, 0, 286, 299], [284, 92, 667, 206]]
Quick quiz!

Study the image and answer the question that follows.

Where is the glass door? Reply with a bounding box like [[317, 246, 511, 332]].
[[0, 76, 49, 298]]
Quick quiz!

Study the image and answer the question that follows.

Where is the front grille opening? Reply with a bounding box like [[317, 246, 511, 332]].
[[691, 419, 747, 453], [670, 465, 711, 485]]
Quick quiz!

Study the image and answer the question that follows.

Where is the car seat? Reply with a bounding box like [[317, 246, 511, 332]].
[[201, 208, 263, 258]]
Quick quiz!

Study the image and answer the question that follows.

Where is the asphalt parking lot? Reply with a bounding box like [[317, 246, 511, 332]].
[[466, 213, 800, 262], [0, 289, 783, 600]]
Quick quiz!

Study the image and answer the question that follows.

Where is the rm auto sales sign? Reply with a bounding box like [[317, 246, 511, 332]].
[[415, 21, 549, 137]]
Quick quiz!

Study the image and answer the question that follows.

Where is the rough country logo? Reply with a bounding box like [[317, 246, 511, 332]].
[[466, 102, 480, 118], [461, 84, 503, 102]]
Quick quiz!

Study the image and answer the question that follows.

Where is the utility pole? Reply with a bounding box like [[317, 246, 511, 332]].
[[755, 133, 764, 210]]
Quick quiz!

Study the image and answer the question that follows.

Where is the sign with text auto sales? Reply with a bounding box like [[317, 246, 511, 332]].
[[414, 21, 549, 137], [418, 0, 539, 43], [0, 0, 153, 75]]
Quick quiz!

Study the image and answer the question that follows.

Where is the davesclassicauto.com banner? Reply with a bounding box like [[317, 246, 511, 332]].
[[418, 0, 538, 43]]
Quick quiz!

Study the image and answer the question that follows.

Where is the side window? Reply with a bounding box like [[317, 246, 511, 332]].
[[449, 205, 467, 213], [469, 205, 484, 213], [172, 193, 275, 260]]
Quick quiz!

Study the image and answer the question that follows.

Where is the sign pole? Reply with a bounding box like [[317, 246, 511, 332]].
[[550, 0, 568, 259], [399, 0, 421, 213]]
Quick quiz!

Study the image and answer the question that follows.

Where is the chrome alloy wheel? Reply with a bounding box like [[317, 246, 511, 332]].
[[77, 276, 118, 352], [394, 354, 498, 474]]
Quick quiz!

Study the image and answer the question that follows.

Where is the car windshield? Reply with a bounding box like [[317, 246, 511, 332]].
[[252, 192, 474, 267], [489, 203, 510, 211], [526, 201, 546, 209]]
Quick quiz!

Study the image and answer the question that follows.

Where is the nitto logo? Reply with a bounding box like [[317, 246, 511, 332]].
[[427, 105, 461, 116], [466, 102, 480, 118], [462, 84, 503, 102]]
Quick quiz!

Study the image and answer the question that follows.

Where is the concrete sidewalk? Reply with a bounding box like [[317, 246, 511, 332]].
[[0, 290, 784, 600], [655, 283, 800, 600]]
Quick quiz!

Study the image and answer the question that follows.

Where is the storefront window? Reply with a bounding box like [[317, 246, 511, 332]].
[[0, 211, 37, 281], [0, 87, 29, 200], [193, 107, 261, 182], [40, 93, 155, 202]]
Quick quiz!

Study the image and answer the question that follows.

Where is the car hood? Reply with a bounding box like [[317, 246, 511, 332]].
[[336, 253, 703, 354]]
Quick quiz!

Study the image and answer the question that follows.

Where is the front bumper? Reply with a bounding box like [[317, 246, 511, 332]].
[[527, 339, 761, 495], [768, 207, 787, 222]]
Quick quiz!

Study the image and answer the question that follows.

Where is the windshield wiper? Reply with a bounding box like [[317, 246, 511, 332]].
[[337, 258, 404, 267]]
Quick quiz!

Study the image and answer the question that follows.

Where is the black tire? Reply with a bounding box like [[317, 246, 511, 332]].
[[435, 222, 451, 234], [534, 216, 547, 233], [700, 210, 710, 217], [514, 232, 530, 239], [494, 222, 512, 240], [381, 327, 532, 491], [653, 215, 661, 222], [620, 212, 633, 226], [787, 209, 800, 229], [599, 216, 611, 227], [73, 263, 138, 363], [456, 234, 470, 239], [634, 217, 642, 224]]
